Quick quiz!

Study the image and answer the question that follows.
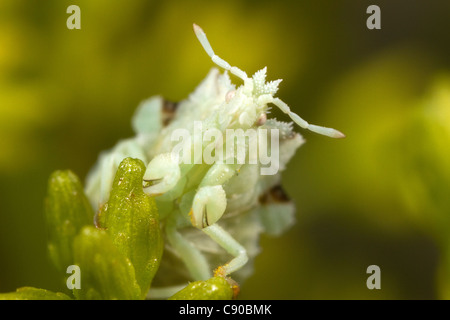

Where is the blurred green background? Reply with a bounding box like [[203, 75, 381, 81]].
[[1, 0, 449, 299]]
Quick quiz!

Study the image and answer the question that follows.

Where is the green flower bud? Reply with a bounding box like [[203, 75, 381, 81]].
[[169, 276, 235, 300], [45, 170, 94, 272], [0, 287, 71, 300], [73, 226, 141, 300], [99, 157, 163, 298]]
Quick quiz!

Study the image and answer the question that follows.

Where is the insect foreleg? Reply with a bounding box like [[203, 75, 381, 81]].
[[190, 162, 242, 229], [191, 185, 227, 229], [143, 153, 181, 196], [202, 224, 248, 277]]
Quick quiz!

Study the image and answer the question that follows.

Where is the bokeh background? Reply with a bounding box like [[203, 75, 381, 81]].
[[1, 0, 449, 299]]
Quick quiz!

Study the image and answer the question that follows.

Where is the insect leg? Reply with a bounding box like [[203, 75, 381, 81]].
[[190, 162, 241, 229], [143, 153, 181, 196], [193, 24, 249, 82], [165, 215, 212, 281], [147, 284, 189, 299], [202, 224, 248, 277], [190, 185, 227, 229]]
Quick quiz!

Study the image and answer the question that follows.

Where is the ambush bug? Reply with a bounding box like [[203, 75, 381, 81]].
[[85, 24, 344, 298]]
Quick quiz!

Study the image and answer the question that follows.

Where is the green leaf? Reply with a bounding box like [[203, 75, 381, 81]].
[[0, 287, 71, 300], [72, 226, 142, 300], [45, 170, 94, 272], [98, 157, 163, 298], [169, 276, 235, 300]]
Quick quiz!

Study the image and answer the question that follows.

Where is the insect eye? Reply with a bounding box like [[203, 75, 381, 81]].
[[225, 90, 236, 103], [256, 113, 267, 126]]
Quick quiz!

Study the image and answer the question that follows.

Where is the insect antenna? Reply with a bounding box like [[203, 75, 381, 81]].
[[193, 24, 249, 82]]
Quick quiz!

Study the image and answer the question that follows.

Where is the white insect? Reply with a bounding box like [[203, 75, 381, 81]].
[[192, 24, 345, 139], [85, 24, 344, 298]]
